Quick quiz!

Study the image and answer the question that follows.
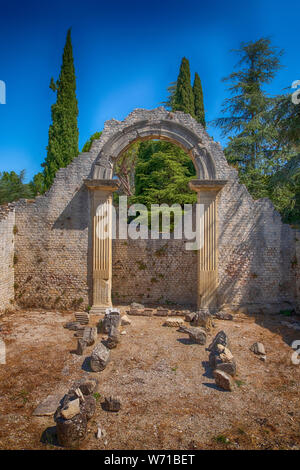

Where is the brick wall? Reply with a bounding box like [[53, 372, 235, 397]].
[[217, 181, 297, 313], [14, 152, 95, 310], [294, 230, 300, 313], [0, 205, 15, 312], [112, 238, 198, 306]]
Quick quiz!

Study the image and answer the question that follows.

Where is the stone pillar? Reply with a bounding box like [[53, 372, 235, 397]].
[[189, 180, 227, 310], [84, 179, 119, 314]]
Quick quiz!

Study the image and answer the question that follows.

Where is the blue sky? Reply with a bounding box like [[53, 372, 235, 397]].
[[0, 0, 299, 181]]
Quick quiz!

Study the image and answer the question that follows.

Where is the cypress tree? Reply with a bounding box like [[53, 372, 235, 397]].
[[173, 57, 195, 117], [193, 73, 206, 127], [43, 29, 79, 189]]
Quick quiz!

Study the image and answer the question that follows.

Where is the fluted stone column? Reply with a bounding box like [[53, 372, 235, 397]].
[[189, 180, 227, 310], [85, 179, 119, 314]]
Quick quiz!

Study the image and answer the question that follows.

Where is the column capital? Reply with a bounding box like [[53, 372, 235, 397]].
[[188, 179, 227, 193], [84, 178, 120, 193]]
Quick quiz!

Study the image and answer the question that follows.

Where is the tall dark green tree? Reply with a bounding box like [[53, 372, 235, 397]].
[[43, 29, 79, 189], [172, 58, 195, 117], [193, 72, 205, 127]]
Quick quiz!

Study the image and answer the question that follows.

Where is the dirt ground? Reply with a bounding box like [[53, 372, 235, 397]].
[[0, 307, 299, 450]]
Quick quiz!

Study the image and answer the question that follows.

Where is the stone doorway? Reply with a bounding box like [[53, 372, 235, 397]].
[[84, 108, 227, 314]]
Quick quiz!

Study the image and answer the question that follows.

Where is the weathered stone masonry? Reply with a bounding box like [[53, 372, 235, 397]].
[[0, 205, 15, 311], [0, 107, 298, 313]]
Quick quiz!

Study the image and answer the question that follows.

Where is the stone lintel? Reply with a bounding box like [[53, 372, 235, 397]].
[[84, 178, 120, 192], [189, 179, 227, 193]]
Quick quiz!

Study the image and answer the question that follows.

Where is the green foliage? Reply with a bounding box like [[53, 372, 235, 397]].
[[271, 92, 300, 148], [93, 392, 101, 402], [29, 172, 46, 196], [215, 38, 283, 173], [214, 37, 299, 223], [131, 140, 197, 207], [193, 73, 206, 127], [81, 131, 102, 152], [0, 170, 33, 204], [43, 29, 79, 190], [161, 81, 177, 110], [172, 57, 195, 116]]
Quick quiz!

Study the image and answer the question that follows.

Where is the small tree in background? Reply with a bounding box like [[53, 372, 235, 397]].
[[29, 172, 46, 196], [172, 57, 195, 117], [0, 171, 33, 204], [162, 81, 177, 110], [193, 72, 206, 127], [43, 29, 79, 189], [81, 131, 102, 152]]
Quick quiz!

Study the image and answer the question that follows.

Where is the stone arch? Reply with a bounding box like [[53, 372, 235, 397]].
[[92, 117, 217, 180], [85, 108, 228, 314]]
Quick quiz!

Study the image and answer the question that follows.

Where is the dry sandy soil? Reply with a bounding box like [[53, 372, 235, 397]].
[[0, 307, 299, 450]]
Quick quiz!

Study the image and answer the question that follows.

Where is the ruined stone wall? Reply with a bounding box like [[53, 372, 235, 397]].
[[11, 108, 299, 313], [112, 238, 197, 306], [0, 205, 15, 312], [294, 231, 300, 313], [217, 178, 297, 313], [14, 152, 96, 311]]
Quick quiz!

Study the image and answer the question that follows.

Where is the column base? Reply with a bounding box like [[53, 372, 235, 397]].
[[89, 305, 112, 315]]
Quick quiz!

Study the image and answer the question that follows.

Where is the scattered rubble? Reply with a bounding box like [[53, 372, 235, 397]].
[[32, 393, 64, 417], [75, 312, 89, 325], [250, 342, 266, 361], [191, 310, 213, 331], [214, 311, 234, 321], [90, 342, 110, 372], [179, 326, 207, 345], [70, 377, 98, 396], [106, 325, 120, 349], [208, 330, 231, 353], [154, 308, 169, 317], [64, 321, 84, 331], [104, 396, 121, 412], [82, 326, 97, 346], [185, 312, 196, 322], [61, 398, 80, 420], [101, 309, 121, 333], [209, 344, 236, 377], [121, 314, 131, 326], [54, 379, 97, 448], [76, 338, 87, 356], [163, 318, 184, 327], [213, 369, 234, 391]]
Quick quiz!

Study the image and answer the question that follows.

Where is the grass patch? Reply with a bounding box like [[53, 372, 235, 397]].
[[213, 434, 230, 444], [93, 392, 101, 402], [235, 380, 246, 388]]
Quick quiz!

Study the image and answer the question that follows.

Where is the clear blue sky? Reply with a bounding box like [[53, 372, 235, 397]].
[[0, 0, 299, 181]]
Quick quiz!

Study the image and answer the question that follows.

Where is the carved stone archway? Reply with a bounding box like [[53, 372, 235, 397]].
[[85, 108, 229, 313]]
